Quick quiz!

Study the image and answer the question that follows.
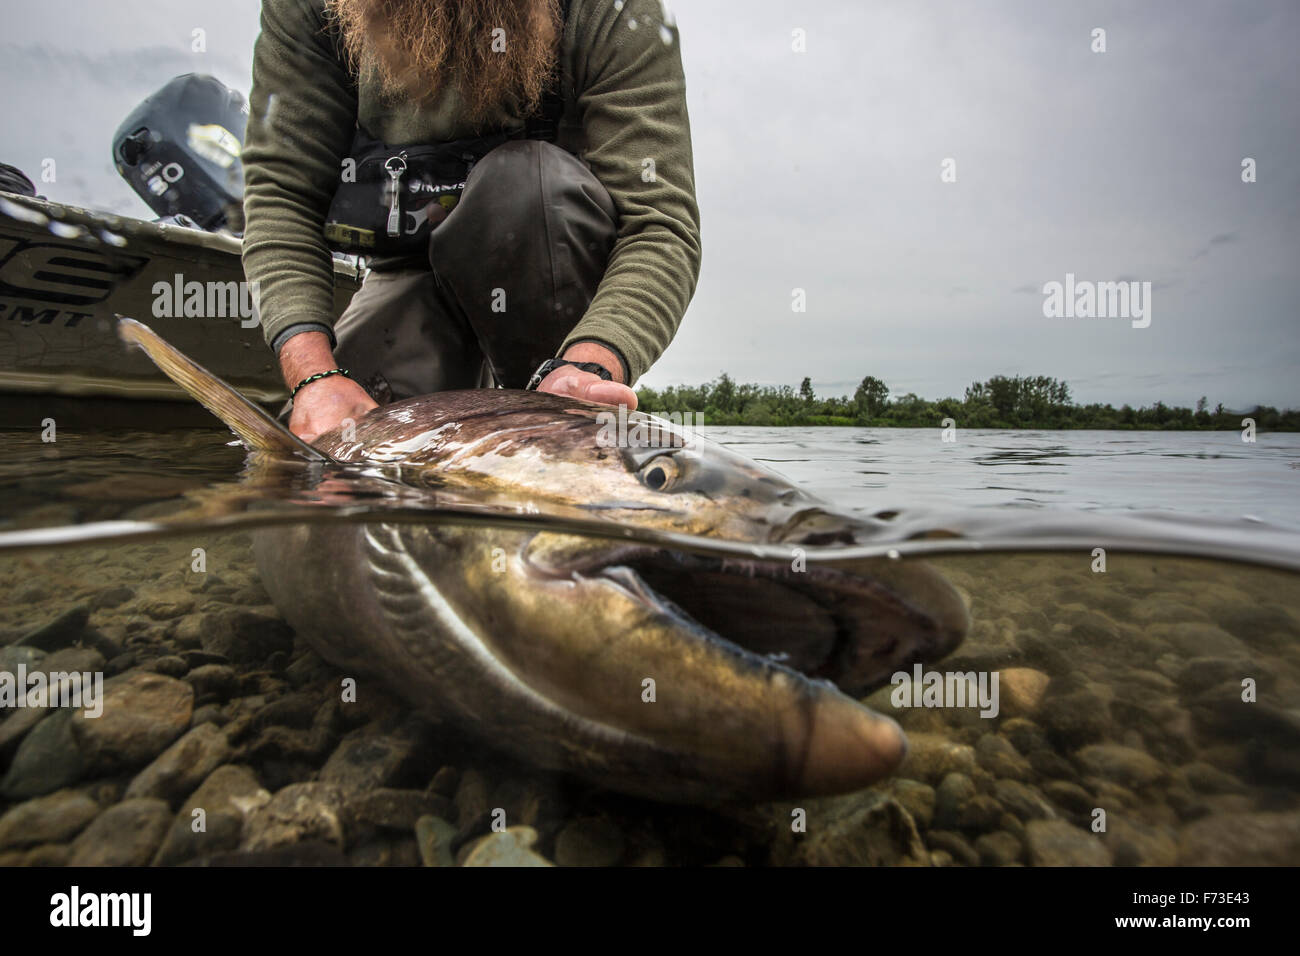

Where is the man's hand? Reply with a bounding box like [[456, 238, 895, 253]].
[[279, 330, 378, 442], [537, 342, 638, 409], [290, 374, 378, 443]]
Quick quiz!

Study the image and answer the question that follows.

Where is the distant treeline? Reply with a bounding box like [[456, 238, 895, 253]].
[[634, 374, 1300, 430]]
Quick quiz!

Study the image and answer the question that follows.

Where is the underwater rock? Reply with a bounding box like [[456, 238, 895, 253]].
[[1014, 634, 1071, 677], [0, 788, 100, 849], [1175, 657, 1256, 695], [975, 733, 1033, 781], [489, 777, 560, 831], [1104, 818, 1178, 866], [183, 650, 231, 671], [453, 768, 491, 838], [1029, 749, 1077, 781], [68, 798, 172, 866], [1149, 622, 1249, 659], [782, 791, 927, 866], [975, 830, 1024, 866], [1133, 600, 1208, 626], [1179, 762, 1246, 795], [428, 765, 460, 797], [955, 794, 1004, 833], [1024, 819, 1111, 866], [71, 671, 193, 772], [198, 607, 294, 666], [998, 668, 1050, 717], [1039, 690, 1112, 751], [1041, 780, 1096, 817], [1000, 717, 1050, 756], [21, 843, 73, 866], [626, 831, 669, 867], [462, 826, 554, 866], [1214, 603, 1298, 650], [926, 829, 979, 866], [124, 723, 231, 805], [1065, 607, 1124, 649], [0, 644, 45, 673], [346, 788, 447, 831], [555, 816, 626, 866], [241, 781, 347, 852], [185, 663, 240, 702], [1075, 744, 1166, 790], [12, 605, 90, 651], [320, 730, 430, 793], [238, 723, 330, 767], [172, 615, 204, 649], [1177, 811, 1300, 866], [0, 709, 84, 799], [103, 652, 138, 676], [415, 814, 458, 866], [0, 701, 49, 759], [886, 779, 937, 830], [993, 779, 1056, 821], [152, 764, 270, 865], [137, 589, 197, 620], [189, 841, 349, 866], [146, 655, 189, 677], [898, 733, 978, 784], [89, 585, 134, 611], [40, 646, 106, 676], [285, 648, 335, 687], [348, 835, 421, 866], [190, 704, 225, 729], [933, 772, 976, 829]]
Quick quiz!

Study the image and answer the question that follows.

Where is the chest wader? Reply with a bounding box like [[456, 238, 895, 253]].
[[324, 4, 618, 401]]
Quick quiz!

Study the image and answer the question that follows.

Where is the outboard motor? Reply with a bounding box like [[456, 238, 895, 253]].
[[112, 74, 248, 233], [0, 163, 38, 197]]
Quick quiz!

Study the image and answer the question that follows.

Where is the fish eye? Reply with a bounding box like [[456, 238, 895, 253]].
[[639, 456, 678, 491]]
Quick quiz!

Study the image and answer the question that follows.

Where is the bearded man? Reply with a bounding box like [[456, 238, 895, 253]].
[[241, 0, 701, 441]]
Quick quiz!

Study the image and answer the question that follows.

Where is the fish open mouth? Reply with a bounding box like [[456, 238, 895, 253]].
[[535, 543, 970, 697]]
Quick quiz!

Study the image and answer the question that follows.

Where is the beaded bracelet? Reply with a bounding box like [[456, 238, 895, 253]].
[[291, 368, 352, 398]]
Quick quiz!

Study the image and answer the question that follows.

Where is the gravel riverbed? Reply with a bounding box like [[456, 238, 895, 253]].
[[1, 533, 1297, 866]]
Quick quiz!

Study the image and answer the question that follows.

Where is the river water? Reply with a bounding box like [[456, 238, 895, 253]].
[[0, 424, 1296, 866], [721, 426, 1299, 530]]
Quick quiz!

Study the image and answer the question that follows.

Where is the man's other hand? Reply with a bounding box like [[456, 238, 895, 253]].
[[537, 342, 638, 408]]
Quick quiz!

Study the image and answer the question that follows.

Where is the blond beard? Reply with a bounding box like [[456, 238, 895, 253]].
[[327, 0, 561, 125]]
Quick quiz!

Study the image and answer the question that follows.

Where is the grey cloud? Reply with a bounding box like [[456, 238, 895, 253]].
[[1, 0, 1296, 410]]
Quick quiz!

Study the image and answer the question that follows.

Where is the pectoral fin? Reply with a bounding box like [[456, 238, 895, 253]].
[[116, 315, 335, 462]]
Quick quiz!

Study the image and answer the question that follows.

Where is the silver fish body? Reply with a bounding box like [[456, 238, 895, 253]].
[[253, 391, 970, 802]]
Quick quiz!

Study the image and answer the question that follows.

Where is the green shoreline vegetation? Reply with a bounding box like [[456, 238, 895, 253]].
[[634, 374, 1300, 430]]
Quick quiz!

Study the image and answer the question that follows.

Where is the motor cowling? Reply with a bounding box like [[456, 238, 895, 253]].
[[112, 74, 248, 232]]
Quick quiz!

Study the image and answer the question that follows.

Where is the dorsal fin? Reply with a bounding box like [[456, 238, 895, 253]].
[[116, 315, 335, 462]]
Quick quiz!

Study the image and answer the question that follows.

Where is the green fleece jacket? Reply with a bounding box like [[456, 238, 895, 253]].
[[241, 0, 701, 384]]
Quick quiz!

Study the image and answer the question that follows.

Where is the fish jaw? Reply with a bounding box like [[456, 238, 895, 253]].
[[522, 535, 971, 697]]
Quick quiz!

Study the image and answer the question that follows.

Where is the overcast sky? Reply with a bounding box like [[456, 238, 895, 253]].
[[2, 0, 1296, 409]]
